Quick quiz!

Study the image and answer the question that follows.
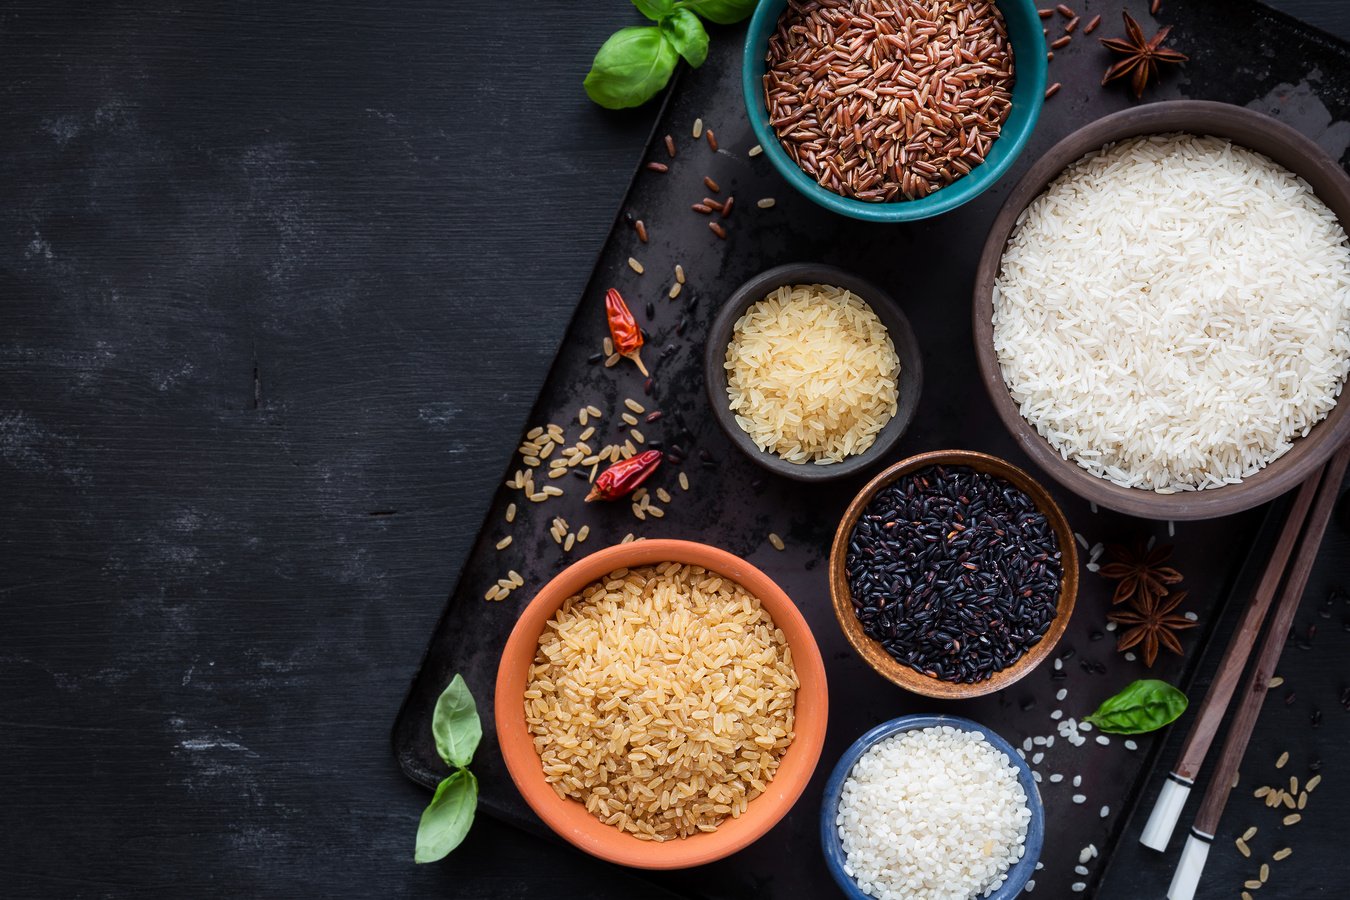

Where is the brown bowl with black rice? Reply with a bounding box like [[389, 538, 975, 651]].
[[828, 449, 1077, 699]]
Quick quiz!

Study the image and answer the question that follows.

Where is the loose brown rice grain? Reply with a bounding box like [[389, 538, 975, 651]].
[[506, 503, 517, 523], [628, 257, 644, 274]]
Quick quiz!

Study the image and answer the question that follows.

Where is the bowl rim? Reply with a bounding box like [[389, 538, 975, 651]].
[[972, 99, 1350, 520], [494, 538, 829, 869], [819, 714, 1045, 900], [741, 0, 1047, 222], [703, 262, 925, 482], [828, 449, 1078, 698]]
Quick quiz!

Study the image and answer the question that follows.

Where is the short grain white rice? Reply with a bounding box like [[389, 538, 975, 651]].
[[836, 726, 1030, 900]]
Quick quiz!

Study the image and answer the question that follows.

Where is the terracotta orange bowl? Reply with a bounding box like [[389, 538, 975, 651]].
[[495, 538, 829, 869], [829, 450, 1078, 699]]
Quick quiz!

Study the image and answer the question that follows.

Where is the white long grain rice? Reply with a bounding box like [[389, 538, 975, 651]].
[[993, 134, 1350, 492], [525, 563, 798, 841], [726, 284, 900, 464], [837, 726, 1030, 900]]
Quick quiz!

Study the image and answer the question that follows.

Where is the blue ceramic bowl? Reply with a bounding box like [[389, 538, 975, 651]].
[[742, 0, 1047, 222], [820, 715, 1044, 900]]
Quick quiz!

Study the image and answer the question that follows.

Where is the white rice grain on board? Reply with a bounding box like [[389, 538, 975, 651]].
[[836, 726, 1030, 900], [726, 284, 900, 464], [993, 135, 1350, 493]]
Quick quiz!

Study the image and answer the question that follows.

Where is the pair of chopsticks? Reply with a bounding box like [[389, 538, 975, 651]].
[[1136, 444, 1350, 900]]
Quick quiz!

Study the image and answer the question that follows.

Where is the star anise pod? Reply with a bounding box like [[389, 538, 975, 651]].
[[1098, 540, 1183, 605], [1100, 12, 1189, 99], [1109, 590, 1197, 667]]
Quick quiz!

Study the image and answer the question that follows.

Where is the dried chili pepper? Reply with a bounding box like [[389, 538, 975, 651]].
[[604, 288, 648, 376], [586, 450, 662, 502]]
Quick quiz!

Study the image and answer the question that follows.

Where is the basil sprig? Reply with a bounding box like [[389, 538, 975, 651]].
[[584, 0, 757, 109], [414, 674, 482, 863], [1084, 679, 1189, 735]]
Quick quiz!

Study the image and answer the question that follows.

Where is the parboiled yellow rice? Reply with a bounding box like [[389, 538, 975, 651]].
[[725, 284, 900, 464], [524, 563, 798, 841]]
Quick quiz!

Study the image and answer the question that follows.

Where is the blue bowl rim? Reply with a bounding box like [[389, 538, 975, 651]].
[[820, 714, 1045, 900], [741, 0, 1047, 222]]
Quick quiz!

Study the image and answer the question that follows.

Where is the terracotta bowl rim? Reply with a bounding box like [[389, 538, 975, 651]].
[[495, 538, 829, 869], [828, 449, 1078, 699]]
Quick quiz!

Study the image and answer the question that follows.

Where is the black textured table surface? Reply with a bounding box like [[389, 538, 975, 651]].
[[1, 2, 1346, 899]]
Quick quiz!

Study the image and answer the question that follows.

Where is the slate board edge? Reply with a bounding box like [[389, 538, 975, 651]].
[[388, 70, 687, 790]]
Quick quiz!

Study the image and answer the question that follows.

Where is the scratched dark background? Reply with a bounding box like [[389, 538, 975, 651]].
[[0, 2, 1347, 898]]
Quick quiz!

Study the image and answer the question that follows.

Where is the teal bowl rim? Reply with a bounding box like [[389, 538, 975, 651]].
[[741, 0, 1047, 222]]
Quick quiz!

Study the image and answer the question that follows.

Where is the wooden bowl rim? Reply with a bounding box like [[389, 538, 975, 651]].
[[972, 100, 1350, 520], [495, 538, 829, 869], [703, 262, 925, 483], [828, 450, 1078, 699]]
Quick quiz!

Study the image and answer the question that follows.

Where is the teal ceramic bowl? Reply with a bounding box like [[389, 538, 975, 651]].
[[742, 0, 1047, 222]]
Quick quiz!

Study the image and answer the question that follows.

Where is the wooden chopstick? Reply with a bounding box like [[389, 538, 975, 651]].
[[1139, 466, 1323, 850], [1167, 444, 1350, 900]]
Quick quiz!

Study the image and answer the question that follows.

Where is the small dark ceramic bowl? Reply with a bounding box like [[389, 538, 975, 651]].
[[821, 715, 1044, 900], [973, 100, 1350, 520], [704, 264, 923, 483]]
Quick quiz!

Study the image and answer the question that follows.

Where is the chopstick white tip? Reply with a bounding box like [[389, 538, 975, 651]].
[[1140, 778, 1192, 851], [1167, 832, 1211, 900]]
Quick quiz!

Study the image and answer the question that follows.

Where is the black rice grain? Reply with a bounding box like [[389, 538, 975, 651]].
[[845, 465, 1063, 683]]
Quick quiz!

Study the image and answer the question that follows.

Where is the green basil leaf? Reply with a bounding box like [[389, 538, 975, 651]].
[[414, 770, 477, 863], [432, 673, 481, 769], [1084, 679, 1189, 735], [661, 9, 709, 68], [631, 0, 674, 20], [584, 27, 679, 110], [675, 0, 758, 25]]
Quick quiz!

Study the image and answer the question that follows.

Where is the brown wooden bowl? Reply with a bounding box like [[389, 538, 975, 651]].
[[972, 101, 1350, 520], [828, 449, 1078, 699]]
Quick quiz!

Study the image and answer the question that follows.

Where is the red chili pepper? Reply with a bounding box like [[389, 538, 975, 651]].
[[585, 450, 662, 502], [604, 288, 648, 376]]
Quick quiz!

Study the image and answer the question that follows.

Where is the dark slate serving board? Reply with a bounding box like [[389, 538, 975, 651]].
[[394, 1, 1350, 896]]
